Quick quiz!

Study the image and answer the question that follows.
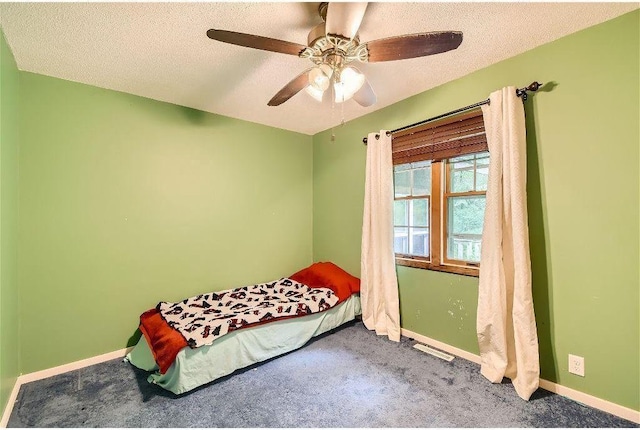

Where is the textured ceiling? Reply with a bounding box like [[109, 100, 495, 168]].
[[0, 2, 637, 135]]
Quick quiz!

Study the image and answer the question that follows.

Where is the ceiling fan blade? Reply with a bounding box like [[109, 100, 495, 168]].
[[207, 29, 307, 56], [353, 76, 376, 107], [366, 31, 463, 62], [268, 69, 314, 106], [325, 2, 368, 40]]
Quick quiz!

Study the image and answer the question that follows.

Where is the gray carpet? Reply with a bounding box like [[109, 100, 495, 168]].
[[8, 321, 638, 427]]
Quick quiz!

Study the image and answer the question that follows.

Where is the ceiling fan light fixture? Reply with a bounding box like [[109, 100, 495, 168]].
[[305, 84, 325, 102], [334, 66, 365, 103], [306, 64, 335, 102], [308, 65, 332, 91]]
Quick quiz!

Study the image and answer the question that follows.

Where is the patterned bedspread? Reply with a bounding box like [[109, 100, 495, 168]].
[[158, 278, 339, 348]]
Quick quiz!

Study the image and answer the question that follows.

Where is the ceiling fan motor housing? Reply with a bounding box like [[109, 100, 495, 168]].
[[301, 32, 368, 67], [304, 2, 368, 67]]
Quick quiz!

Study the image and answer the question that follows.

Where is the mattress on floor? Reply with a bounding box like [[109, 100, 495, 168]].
[[126, 294, 361, 395]]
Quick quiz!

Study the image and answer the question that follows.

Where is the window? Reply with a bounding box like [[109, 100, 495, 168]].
[[444, 152, 488, 265], [391, 109, 488, 276], [393, 161, 431, 258]]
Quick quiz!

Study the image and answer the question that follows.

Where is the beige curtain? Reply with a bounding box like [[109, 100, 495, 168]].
[[361, 131, 401, 342], [477, 87, 540, 400]]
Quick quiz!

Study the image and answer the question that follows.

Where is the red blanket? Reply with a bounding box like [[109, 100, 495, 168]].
[[139, 262, 360, 374]]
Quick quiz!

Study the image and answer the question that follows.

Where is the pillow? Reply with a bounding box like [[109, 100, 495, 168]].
[[139, 308, 188, 374], [289, 262, 360, 302]]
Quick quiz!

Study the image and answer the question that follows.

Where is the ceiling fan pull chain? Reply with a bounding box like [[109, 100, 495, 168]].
[[330, 96, 335, 141], [330, 67, 337, 141]]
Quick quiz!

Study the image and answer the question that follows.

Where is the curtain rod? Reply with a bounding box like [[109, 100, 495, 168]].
[[362, 81, 543, 144]]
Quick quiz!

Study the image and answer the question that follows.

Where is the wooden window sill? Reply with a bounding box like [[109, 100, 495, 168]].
[[395, 256, 479, 277]]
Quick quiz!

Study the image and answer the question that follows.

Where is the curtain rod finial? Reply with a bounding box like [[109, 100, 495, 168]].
[[528, 81, 543, 92], [517, 81, 543, 101]]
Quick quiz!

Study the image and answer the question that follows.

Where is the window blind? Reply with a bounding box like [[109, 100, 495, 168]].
[[391, 108, 488, 165]]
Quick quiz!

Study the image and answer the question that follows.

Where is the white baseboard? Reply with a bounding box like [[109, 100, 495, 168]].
[[536, 379, 640, 424], [401, 328, 640, 424], [0, 346, 133, 428], [0, 379, 22, 428], [16, 347, 133, 385]]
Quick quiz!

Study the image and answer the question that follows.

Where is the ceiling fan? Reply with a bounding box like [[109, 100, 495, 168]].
[[207, 2, 463, 107]]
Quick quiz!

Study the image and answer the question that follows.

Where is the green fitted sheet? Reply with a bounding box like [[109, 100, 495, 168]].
[[126, 294, 361, 394]]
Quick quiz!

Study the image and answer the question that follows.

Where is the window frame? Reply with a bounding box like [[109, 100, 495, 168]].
[[395, 159, 482, 277]]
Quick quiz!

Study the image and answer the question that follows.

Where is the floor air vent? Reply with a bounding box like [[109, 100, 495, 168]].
[[413, 343, 455, 362]]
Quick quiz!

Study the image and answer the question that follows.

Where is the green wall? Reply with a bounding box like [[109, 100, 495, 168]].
[[18, 73, 313, 373], [313, 10, 639, 411], [0, 30, 20, 417], [0, 8, 637, 420]]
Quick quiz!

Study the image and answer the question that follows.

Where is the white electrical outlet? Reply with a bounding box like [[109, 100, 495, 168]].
[[568, 354, 585, 377]]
